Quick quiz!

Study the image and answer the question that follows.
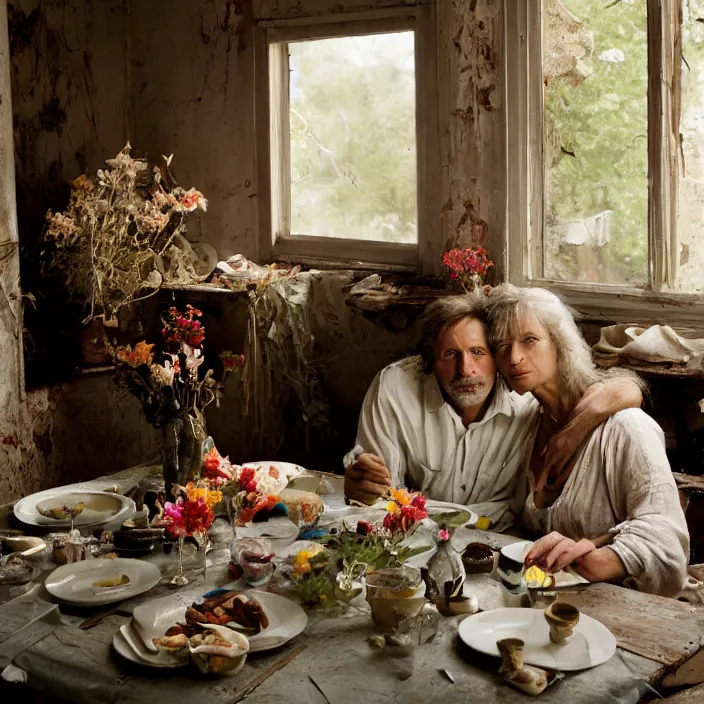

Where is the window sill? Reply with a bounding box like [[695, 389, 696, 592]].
[[527, 281, 704, 337]]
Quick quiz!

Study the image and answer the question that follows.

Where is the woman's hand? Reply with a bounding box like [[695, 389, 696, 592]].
[[524, 531, 597, 573], [573, 547, 627, 583]]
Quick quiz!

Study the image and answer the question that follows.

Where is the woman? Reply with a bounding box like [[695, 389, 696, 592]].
[[485, 284, 689, 597]]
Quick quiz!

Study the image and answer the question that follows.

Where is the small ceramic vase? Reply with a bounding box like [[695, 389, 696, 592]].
[[544, 602, 580, 644]]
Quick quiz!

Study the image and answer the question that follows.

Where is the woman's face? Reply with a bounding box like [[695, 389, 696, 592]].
[[494, 313, 558, 394]]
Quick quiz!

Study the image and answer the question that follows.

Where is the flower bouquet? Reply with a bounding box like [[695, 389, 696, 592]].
[[441, 247, 494, 293], [112, 304, 244, 497], [287, 489, 431, 607], [161, 481, 221, 585]]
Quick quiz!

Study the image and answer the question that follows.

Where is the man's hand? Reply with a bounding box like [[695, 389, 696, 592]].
[[573, 547, 627, 583], [344, 453, 391, 505], [542, 376, 643, 478], [524, 531, 597, 573]]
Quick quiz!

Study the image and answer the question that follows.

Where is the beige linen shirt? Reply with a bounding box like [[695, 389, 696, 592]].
[[346, 356, 540, 527], [522, 408, 689, 597]]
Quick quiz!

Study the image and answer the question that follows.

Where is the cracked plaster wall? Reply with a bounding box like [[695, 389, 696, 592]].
[[3, 0, 160, 500]]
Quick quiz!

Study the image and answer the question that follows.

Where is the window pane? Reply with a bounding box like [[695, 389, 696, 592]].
[[542, 0, 648, 285], [288, 32, 417, 243], [675, 0, 704, 292]]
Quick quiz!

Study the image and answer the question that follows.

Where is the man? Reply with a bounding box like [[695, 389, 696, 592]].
[[343, 295, 642, 530]]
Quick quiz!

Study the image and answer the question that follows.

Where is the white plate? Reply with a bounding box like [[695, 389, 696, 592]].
[[114, 622, 188, 668], [240, 461, 305, 495], [132, 588, 307, 653], [365, 498, 478, 526], [458, 607, 616, 671], [14, 489, 135, 530], [501, 540, 533, 565], [499, 540, 589, 588], [45, 558, 162, 606], [112, 627, 187, 669]]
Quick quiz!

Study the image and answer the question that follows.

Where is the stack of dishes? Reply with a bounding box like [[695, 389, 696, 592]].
[[112, 588, 308, 668]]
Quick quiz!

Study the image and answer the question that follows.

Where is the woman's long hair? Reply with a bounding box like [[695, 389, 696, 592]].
[[484, 284, 603, 407]]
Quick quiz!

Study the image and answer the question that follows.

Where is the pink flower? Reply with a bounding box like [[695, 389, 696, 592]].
[[439, 529, 450, 542]]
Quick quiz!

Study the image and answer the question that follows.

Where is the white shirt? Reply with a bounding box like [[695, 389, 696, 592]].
[[346, 356, 540, 528], [522, 409, 689, 597]]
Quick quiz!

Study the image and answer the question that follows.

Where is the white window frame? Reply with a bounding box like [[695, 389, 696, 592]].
[[254, 7, 440, 272], [505, 0, 704, 332]]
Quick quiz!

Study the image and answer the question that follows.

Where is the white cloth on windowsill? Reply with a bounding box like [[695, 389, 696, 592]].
[[594, 323, 704, 367]]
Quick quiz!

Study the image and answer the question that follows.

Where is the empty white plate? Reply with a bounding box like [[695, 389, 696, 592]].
[[458, 607, 616, 671], [45, 558, 162, 606], [132, 588, 307, 653]]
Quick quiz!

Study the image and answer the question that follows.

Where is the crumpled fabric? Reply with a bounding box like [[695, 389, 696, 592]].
[[594, 323, 704, 366], [1, 663, 27, 683]]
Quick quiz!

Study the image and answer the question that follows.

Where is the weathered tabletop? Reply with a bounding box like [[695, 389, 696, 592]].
[[0, 466, 664, 704]]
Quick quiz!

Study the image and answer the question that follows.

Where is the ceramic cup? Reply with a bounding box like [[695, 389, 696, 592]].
[[365, 566, 427, 633], [544, 601, 580, 644]]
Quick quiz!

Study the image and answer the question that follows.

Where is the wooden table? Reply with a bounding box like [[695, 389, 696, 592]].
[[0, 467, 693, 704]]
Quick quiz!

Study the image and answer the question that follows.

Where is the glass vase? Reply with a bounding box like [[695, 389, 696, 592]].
[[169, 535, 190, 586], [162, 410, 207, 500]]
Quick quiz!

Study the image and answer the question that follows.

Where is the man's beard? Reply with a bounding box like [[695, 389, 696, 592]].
[[447, 379, 489, 409]]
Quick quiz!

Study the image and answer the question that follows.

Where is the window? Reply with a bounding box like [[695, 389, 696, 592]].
[[507, 1, 704, 315], [256, 9, 439, 269]]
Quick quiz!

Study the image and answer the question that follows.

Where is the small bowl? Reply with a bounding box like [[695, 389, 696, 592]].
[[462, 542, 495, 575], [189, 624, 249, 676]]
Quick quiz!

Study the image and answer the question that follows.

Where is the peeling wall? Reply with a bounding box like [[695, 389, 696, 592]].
[[10, 0, 132, 259], [131, 0, 258, 260], [439, 1, 505, 275], [2, 0, 159, 499], [0, 0, 24, 500]]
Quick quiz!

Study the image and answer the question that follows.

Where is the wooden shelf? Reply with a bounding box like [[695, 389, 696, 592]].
[[594, 355, 704, 379], [160, 283, 248, 295]]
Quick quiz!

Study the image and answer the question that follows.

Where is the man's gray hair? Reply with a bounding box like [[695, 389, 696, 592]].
[[484, 284, 603, 405], [416, 293, 488, 374]]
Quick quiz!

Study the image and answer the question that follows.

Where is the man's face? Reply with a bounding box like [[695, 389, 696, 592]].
[[433, 316, 496, 411]]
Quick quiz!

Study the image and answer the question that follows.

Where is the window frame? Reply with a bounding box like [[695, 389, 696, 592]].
[[504, 0, 704, 331], [255, 7, 440, 272]]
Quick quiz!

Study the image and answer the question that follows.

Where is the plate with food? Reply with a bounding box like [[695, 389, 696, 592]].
[[133, 588, 307, 654], [498, 540, 589, 589], [45, 558, 162, 606], [458, 607, 616, 671], [14, 489, 135, 530]]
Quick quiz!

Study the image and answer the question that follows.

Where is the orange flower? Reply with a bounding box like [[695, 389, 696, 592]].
[[388, 487, 412, 506], [185, 481, 222, 510], [115, 341, 154, 367]]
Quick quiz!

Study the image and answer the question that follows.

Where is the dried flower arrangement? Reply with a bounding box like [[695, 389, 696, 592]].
[[41, 144, 207, 322], [441, 247, 494, 292]]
